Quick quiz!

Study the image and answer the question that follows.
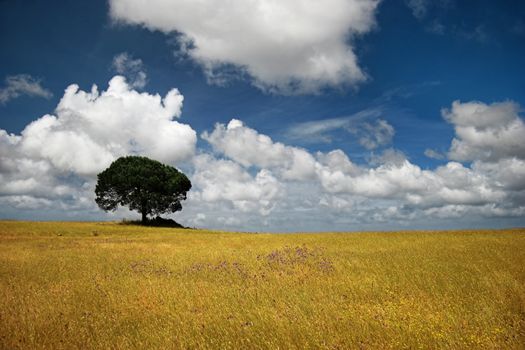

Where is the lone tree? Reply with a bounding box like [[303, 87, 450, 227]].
[[95, 156, 191, 224]]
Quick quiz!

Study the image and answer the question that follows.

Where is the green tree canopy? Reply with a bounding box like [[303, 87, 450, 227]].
[[95, 156, 191, 223]]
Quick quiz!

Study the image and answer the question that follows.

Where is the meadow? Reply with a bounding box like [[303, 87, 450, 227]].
[[0, 221, 524, 349]]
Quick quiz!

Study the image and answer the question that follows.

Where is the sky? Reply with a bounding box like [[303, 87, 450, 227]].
[[0, 0, 524, 232]]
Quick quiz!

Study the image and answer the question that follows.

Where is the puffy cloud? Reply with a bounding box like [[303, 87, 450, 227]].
[[432, 161, 506, 206], [369, 148, 407, 166], [0, 129, 81, 201], [191, 154, 282, 216], [316, 152, 510, 211], [202, 119, 317, 180], [21, 76, 195, 175], [200, 114, 524, 225], [443, 100, 525, 162], [112, 52, 147, 88], [0, 74, 53, 104], [317, 158, 434, 199], [472, 158, 525, 192], [0, 76, 196, 212], [109, 0, 380, 94], [316, 149, 361, 176], [207, 118, 400, 201], [2, 78, 524, 231]]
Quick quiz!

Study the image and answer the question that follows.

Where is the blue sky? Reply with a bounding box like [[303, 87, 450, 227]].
[[1, 0, 524, 231]]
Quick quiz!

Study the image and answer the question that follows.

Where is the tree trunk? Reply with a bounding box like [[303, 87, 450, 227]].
[[141, 196, 148, 224]]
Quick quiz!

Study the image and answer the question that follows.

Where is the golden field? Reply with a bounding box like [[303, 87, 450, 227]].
[[0, 221, 524, 349]]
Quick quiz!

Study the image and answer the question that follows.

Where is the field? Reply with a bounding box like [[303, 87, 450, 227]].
[[0, 221, 524, 349]]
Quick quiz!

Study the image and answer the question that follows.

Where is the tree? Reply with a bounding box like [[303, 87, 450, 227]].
[[95, 156, 191, 223]]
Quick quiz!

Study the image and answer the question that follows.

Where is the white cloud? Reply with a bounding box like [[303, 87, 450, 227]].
[[0, 76, 196, 214], [19, 76, 195, 176], [199, 113, 524, 226], [287, 118, 351, 143], [356, 119, 395, 150], [285, 108, 393, 149], [316, 149, 361, 176], [0, 74, 53, 104], [316, 148, 514, 211], [424, 203, 525, 220], [112, 52, 147, 88], [191, 154, 282, 216], [109, 0, 380, 94], [317, 157, 433, 198], [472, 158, 525, 192], [1, 75, 523, 231], [443, 100, 525, 162], [424, 148, 445, 160], [368, 148, 407, 166], [202, 119, 317, 180]]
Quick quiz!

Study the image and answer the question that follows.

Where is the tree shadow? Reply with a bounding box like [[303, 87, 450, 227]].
[[121, 216, 187, 228]]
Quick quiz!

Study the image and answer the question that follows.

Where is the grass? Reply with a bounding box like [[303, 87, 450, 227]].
[[0, 221, 524, 349]]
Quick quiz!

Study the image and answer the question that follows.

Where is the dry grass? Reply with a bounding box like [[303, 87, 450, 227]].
[[0, 221, 524, 349]]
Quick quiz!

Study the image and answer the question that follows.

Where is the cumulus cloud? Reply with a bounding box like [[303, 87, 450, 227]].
[[23, 76, 195, 175], [191, 154, 282, 216], [475, 158, 525, 191], [199, 110, 524, 226], [308, 101, 525, 219], [109, 0, 380, 94], [368, 148, 407, 166], [317, 156, 432, 199], [0, 76, 196, 214], [0, 74, 53, 104], [317, 156, 512, 213], [202, 119, 317, 180], [1, 75, 523, 230], [443, 100, 525, 162], [112, 52, 147, 88]]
